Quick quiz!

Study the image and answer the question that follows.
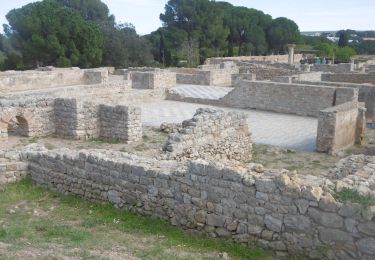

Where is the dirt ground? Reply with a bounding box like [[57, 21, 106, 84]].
[[2, 126, 375, 177]]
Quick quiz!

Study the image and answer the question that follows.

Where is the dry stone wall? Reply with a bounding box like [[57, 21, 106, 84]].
[[129, 70, 176, 90], [98, 105, 142, 143], [53, 98, 142, 143], [163, 108, 251, 162], [316, 102, 366, 154], [322, 73, 375, 85], [0, 149, 28, 185], [20, 145, 375, 259], [293, 80, 375, 122], [0, 67, 109, 94], [221, 80, 358, 117], [311, 64, 354, 73]]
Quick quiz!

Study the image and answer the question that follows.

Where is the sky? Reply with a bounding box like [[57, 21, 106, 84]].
[[0, 0, 374, 35]]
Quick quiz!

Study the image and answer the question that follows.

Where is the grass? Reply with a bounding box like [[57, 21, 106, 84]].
[[0, 179, 269, 259], [89, 138, 120, 145], [334, 188, 375, 208]]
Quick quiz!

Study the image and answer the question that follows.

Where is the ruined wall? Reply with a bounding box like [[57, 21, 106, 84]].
[[175, 71, 211, 85], [293, 80, 375, 121], [130, 70, 176, 90], [0, 150, 28, 185], [322, 73, 375, 85], [163, 108, 252, 162], [0, 68, 109, 94], [53, 98, 142, 143], [98, 105, 142, 143], [0, 98, 55, 139], [311, 64, 354, 73], [221, 81, 358, 117], [316, 102, 366, 153], [23, 146, 375, 259], [206, 54, 304, 64]]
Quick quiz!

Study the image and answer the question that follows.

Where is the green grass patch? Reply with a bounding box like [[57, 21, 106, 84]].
[[334, 188, 375, 208], [89, 138, 120, 145], [0, 179, 270, 259]]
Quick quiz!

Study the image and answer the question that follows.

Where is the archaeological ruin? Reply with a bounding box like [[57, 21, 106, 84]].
[[1, 53, 375, 259]]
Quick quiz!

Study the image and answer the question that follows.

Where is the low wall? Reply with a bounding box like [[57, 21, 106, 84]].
[[163, 108, 252, 162], [316, 102, 366, 153], [0, 150, 28, 185], [98, 105, 142, 143], [130, 70, 176, 90], [54, 99, 142, 143], [22, 146, 375, 259], [311, 64, 354, 73], [220, 81, 358, 117], [176, 71, 211, 85], [293, 80, 375, 121], [0, 68, 109, 94], [0, 98, 55, 139], [206, 54, 304, 64], [322, 73, 375, 85]]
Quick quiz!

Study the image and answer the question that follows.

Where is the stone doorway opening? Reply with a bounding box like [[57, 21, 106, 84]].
[[7, 116, 29, 137]]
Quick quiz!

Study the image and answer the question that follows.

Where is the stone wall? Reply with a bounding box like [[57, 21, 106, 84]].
[[293, 80, 375, 121], [237, 63, 299, 81], [98, 105, 142, 143], [21, 145, 375, 259], [220, 80, 358, 117], [130, 70, 176, 90], [0, 150, 28, 185], [206, 54, 304, 64], [53, 99, 99, 140], [54, 98, 142, 143], [322, 73, 375, 85], [0, 98, 55, 139], [163, 108, 252, 162], [311, 64, 354, 73], [175, 71, 211, 85], [0, 67, 109, 94], [316, 102, 366, 154]]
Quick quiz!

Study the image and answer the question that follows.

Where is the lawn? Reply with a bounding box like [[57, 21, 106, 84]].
[[0, 179, 269, 259]]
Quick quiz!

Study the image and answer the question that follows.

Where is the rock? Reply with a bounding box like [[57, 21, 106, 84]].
[[357, 238, 375, 255], [226, 221, 238, 232], [194, 210, 207, 223], [247, 224, 263, 235], [255, 178, 277, 193], [294, 199, 310, 214], [303, 186, 323, 202], [308, 208, 343, 228], [318, 228, 353, 242], [318, 193, 339, 212], [264, 215, 282, 232], [215, 227, 232, 238], [284, 214, 311, 232], [338, 203, 362, 217], [358, 222, 375, 236], [207, 214, 226, 227], [251, 164, 264, 173], [236, 222, 248, 234]]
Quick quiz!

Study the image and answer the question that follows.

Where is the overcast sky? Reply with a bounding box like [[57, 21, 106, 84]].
[[1, 0, 374, 35]]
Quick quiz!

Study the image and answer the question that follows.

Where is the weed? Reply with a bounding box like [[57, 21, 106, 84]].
[[334, 188, 375, 208]]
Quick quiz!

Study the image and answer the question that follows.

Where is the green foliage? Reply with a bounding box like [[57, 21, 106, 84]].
[[356, 40, 375, 55], [335, 46, 356, 63], [267, 17, 300, 53], [334, 188, 375, 208], [314, 43, 335, 58], [5, 0, 103, 69], [160, 0, 229, 66], [338, 31, 349, 47]]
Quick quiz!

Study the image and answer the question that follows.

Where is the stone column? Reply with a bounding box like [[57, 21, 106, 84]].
[[287, 44, 296, 65]]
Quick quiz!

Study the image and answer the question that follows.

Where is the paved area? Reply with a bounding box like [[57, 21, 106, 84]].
[[174, 84, 233, 100], [139, 100, 317, 152]]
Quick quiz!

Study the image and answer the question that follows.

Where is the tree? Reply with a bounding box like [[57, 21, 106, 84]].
[[221, 5, 271, 56], [160, 0, 229, 66], [57, 0, 154, 68], [5, 0, 103, 68], [357, 40, 375, 55], [267, 17, 300, 53], [338, 31, 349, 47], [335, 46, 356, 63], [314, 43, 334, 58]]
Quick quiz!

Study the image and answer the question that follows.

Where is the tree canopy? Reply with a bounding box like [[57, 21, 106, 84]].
[[4, 0, 103, 68]]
